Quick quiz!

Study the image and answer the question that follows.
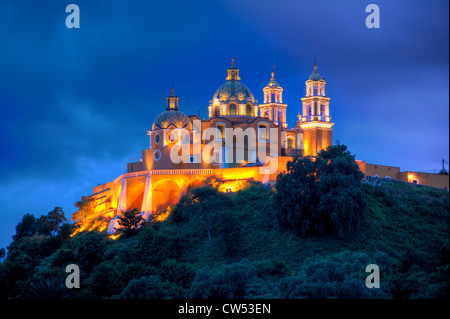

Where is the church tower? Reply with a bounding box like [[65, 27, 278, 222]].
[[259, 66, 288, 128], [298, 59, 334, 156]]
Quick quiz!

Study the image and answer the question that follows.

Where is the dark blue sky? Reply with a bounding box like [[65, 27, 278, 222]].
[[0, 0, 448, 250]]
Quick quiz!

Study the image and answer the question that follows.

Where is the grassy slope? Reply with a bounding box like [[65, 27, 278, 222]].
[[157, 181, 449, 276]]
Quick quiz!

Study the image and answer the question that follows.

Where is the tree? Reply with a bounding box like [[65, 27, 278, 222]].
[[274, 144, 366, 237], [72, 231, 108, 272], [13, 214, 37, 241], [72, 195, 96, 227], [46, 207, 67, 236], [189, 259, 258, 299], [216, 211, 242, 262], [190, 187, 221, 241], [116, 208, 144, 236], [26, 277, 72, 299], [120, 275, 165, 299]]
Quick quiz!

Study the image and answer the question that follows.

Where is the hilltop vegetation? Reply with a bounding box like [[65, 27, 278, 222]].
[[0, 146, 448, 299]]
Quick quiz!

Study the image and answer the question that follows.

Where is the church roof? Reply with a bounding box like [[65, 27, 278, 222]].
[[212, 58, 256, 104], [152, 89, 192, 130], [308, 59, 324, 81], [212, 80, 255, 103], [265, 67, 281, 88], [152, 110, 192, 130]]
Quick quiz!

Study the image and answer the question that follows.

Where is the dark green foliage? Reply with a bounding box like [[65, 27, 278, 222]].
[[190, 186, 233, 240], [0, 169, 448, 299], [103, 243, 131, 264], [46, 207, 68, 236], [215, 211, 242, 262], [130, 226, 178, 266], [119, 275, 165, 299], [79, 261, 130, 298], [13, 214, 37, 241], [254, 258, 289, 278], [189, 259, 258, 299], [277, 251, 393, 299], [158, 259, 196, 289], [51, 248, 76, 267], [13, 208, 68, 241], [116, 208, 144, 237], [72, 231, 108, 272], [26, 277, 72, 299], [274, 144, 366, 237]]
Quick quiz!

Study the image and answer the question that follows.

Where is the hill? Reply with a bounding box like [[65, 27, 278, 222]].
[[0, 179, 448, 299]]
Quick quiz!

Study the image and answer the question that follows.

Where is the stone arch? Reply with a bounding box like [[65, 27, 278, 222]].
[[152, 179, 182, 213], [126, 179, 145, 211]]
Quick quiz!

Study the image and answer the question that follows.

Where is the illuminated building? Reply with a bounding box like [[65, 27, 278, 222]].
[[72, 58, 335, 235]]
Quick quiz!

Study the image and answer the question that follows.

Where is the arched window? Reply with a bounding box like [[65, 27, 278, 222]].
[[153, 150, 161, 161], [263, 110, 269, 118], [154, 133, 161, 145], [277, 110, 283, 126], [246, 104, 252, 116], [258, 123, 268, 141], [216, 124, 225, 140], [287, 137, 294, 149], [214, 107, 220, 117], [229, 104, 236, 116]]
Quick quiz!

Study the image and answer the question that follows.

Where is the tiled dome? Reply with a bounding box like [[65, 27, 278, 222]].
[[152, 110, 192, 130], [212, 80, 255, 103]]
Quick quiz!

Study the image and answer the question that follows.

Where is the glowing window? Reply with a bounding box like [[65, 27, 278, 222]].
[[229, 104, 236, 116], [287, 138, 294, 149], [258, 123, 268, 141], [168, 131, 176, 142], [246, 104, 252, 116], [217, 124, 225, 140]]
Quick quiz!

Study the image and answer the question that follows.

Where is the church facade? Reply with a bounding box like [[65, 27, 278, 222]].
[[72, 59, 335, 235]]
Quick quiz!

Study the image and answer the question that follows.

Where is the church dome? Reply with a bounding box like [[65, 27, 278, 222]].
[[309, 71, 323, 81], [211, 58, 256, 104], [152, 89, 192, 130], [265, 68, 281, 88], [308, 59, 324, 81], [152, 110, 192, 130], [212, 80, 255, 103]]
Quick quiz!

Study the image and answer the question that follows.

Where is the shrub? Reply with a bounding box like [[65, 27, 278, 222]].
[[189, 259, 257, 299], [274, 144, 366, 237], [120, 275, 165, 299], [72, 231, 108, 272], [277, 250, 393, 299]]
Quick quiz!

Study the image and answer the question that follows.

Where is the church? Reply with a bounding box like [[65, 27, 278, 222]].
[[72, 58, 335, 236]]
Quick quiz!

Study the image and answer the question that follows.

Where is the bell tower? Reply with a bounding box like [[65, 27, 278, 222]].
[[259, 66, 288, 128], [298, 59, 334, 156]]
